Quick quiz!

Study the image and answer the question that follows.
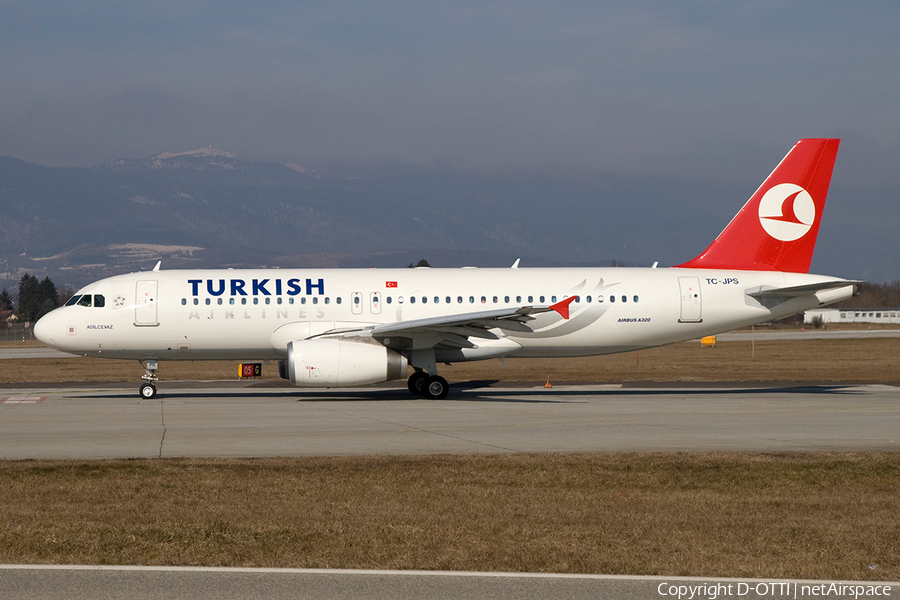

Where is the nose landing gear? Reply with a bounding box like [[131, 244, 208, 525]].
[[140, 360, 159, 399]]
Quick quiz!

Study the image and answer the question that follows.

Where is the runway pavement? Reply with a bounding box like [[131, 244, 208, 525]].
[[0, 566, 894, 600], [1, 380, 897, 459]]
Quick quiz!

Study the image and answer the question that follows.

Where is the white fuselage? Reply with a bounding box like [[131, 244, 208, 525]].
[[35, 266, 854, 362]]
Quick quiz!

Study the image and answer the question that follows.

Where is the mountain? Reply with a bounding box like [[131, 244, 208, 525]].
[[0, 149, 891, 292]]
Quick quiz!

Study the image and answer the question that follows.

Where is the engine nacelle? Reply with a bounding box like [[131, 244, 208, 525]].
[[284, 339, 408, 387]]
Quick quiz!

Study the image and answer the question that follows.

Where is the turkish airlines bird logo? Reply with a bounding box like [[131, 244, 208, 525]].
[[757, 183, 815, 242]]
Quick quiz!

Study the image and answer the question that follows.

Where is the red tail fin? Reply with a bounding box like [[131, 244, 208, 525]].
[[676, 139, 840, 273]]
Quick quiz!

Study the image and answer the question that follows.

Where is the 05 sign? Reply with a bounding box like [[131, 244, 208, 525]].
[[239, 363, 262, 378]]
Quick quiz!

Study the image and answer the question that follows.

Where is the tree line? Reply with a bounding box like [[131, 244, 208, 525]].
[[834, 281, 900, 309], [0, 274, 65, 324]]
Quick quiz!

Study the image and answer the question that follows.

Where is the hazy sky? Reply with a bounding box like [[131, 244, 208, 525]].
[[2, 1, 899, 185]]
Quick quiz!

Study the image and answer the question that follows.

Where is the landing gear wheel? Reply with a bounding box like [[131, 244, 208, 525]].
[[424, 375, 449, 400], [140, 359, 159, 399], [408, 371, 428, 396]]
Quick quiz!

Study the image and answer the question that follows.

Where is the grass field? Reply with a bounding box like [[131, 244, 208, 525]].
[[0, 453, 897, 580], [3, 337, 900, 384], [1, 337, 898, 579]]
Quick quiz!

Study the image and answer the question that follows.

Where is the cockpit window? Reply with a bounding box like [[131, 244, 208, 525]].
[[76, 295, 92, 307], [93, 295, 105, 308], [65, 295, 81, 306]]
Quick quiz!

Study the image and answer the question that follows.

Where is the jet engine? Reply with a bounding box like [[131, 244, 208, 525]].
[[282, 339, 408, 387]]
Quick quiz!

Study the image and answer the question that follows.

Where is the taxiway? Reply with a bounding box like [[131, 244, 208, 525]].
[[1, 381, 897, 459]]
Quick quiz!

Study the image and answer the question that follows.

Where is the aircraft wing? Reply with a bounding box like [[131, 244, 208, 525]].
[[314, 297, 577, 349]]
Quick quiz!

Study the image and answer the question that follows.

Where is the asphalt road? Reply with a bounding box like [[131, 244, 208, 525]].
[[1, 380, 898, 459], [0, 566, 895, 600]]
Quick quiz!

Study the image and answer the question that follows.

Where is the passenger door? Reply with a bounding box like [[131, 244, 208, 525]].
[[678, 277, 702, 323], [135, 280, 159, 326]]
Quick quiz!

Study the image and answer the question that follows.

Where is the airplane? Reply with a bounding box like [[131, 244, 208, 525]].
[[34, 138, 857, 400]]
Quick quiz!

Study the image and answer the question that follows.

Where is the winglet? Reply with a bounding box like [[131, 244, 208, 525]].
[[152, 261, 161, 272], [550, 296, 577, 319]]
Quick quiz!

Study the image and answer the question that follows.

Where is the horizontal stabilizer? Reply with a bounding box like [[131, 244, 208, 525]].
[[746, 280, 860, 299]]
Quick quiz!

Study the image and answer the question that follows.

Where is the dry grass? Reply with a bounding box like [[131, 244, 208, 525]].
[[5, 338, 900, 384], [0, 453, 897, 580]]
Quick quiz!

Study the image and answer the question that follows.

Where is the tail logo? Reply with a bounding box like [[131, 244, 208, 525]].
[[757, 183, 815, 242]]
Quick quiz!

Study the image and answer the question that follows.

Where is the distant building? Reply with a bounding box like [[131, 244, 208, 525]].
[[804, 308, 900, 324]]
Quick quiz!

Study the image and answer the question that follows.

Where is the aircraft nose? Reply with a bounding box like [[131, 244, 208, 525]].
[[33, 312, 56, 346]]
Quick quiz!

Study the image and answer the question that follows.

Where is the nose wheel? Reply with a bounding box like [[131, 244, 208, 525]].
[[140, 359, 159, 399]]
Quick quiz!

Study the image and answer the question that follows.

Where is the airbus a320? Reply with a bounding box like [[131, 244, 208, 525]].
[[34, 139, 856, 399]]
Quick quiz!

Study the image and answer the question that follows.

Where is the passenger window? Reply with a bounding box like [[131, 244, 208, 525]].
[[181, 298, 187, 306], [622, 295, 627, 303], [481, 296, 487, 303], [325, 297, 330, 304], [241, 298, 247, 305], [230, 298, 235, 305], [265, 298, 271, 305], [469, 296, 474, 303], [633, 295, 639, 303], [410, 297, 416, 304], [610, 295, 615, 303], [386, 297, 393, 304], [94, 295, 105, 308], [253, 298, 258, 305], [540, 296, 545, 303], [551, 296, 557, 303], [516, 296, 521, 303], [77, 295, 92, 307], [336, 297, 341, 304], [313, 297, 318, 304], [218, 298, 224, 305], [445, 297, 451, 304], [528, 296, 533, 303], [457, 296, 463, 303], [504, 296, 510, 303], [421, 297, 427, 304], [586, 296, 592, 303], [493, 296, 498, 303], [205, 298, 210, 306]]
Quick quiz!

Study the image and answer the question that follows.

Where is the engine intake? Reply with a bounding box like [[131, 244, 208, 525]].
[[284, 339, 407, 387]]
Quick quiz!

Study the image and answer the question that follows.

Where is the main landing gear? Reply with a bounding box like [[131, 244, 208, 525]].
[[140, 359, 159, 399], [407, 370, 449, 400]]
